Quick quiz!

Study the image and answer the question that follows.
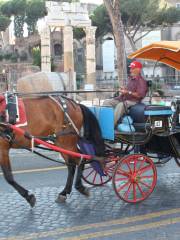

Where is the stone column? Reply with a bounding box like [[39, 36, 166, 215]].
[[85, 26, 97, 99], [63, 26, 74, 72], [40, 26, 51, 72]]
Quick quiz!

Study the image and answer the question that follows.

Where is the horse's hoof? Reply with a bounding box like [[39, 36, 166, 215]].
[[76, 187, 90, 197], [83, 188, 90, 197], [55, 194, 67, 203], [28, 194, 36, 208]]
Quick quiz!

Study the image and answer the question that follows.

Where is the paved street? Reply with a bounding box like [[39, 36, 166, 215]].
[[0, 150, 180, 240]]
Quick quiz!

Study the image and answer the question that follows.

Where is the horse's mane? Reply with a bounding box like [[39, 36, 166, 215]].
[[79, 104, 105, 156]]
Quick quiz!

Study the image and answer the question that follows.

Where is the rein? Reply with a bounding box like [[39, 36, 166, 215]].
[[19, 146, 67, 165], [0, 123, 99, 169], [0, 123, 94, 160], [0, 124, 84, 166]]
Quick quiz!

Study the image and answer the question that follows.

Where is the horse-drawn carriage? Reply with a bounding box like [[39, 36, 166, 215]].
[[82, 41, 180, 203], [0, 41, 180, 207]]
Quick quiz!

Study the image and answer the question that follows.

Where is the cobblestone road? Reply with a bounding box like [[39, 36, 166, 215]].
[[0, 159, 180, 240]]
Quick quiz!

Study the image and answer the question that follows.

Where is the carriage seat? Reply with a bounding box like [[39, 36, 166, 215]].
[[144, 105, 172, 116], [119, 103, 173, 133]]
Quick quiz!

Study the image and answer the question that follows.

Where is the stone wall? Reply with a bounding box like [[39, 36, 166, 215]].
[[1, 63, 40, 91]]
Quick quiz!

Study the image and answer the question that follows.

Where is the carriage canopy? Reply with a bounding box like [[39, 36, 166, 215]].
[[128, 41, 180, 70]]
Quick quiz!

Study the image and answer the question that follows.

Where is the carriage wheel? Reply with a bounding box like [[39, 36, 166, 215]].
[[82, 157, 118, 186], [112, 154, 157, 203]]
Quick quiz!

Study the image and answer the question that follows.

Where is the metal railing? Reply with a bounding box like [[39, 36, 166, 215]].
[[1, 71, 180, 99]]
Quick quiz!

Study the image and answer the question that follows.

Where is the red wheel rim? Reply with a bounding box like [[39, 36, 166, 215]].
[[82, 157, 118, 186], [113, 154, 157, 203], [104, 156, 119, 178], [82, 163, 112, 186]]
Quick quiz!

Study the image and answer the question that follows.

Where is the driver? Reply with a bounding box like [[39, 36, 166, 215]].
[[103, 60, 148, 126]]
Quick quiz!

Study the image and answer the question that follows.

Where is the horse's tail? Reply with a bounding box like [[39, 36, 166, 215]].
[[79, 104, 105, 156]]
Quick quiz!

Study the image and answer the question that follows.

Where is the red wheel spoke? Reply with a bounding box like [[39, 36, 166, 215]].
[[125, 161, 132, 174], [137, 158, 146, 171], [133, 157, 137, 173], [99, 175, 103, 184], [117, 180, 131, 192], [115, 177, 129, 181], [124, 182, 132, 199], [139, 180, 152, 189], [105, 167, 114, 173], [136, 182, 146, 197], [133, 183, 137, 201], [92, 171, 98, 184], [116, 169, 130, 177], [138, 164, 153, 175], [140, 175, 153, 179], [84, 168, 95, 178]]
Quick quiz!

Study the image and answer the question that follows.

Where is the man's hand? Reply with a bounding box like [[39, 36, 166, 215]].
[[119, 87, 128, 95]]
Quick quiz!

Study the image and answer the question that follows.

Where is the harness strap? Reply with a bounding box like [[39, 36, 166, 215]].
[[31, 136, 35, 152], [0, 127, 14, 143], [49, 95, 80, 135], [32, 130, 76, 142], [11, 125, 93, 160]]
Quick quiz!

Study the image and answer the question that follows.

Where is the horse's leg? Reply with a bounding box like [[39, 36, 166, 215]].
[[56, 159, 76, 203], [0, 148, 36, 207], [75, 163, 89, 196]]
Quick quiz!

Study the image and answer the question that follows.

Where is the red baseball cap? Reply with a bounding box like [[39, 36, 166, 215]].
[[129, 61, 142, 69]]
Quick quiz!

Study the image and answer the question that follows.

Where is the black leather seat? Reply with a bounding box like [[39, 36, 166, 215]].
[[128, 103, 147, 131], [129, 103, 172, 132], [129, 103, 146, 123]]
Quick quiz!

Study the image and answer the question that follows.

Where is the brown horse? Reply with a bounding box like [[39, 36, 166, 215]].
[[0, 94, 105, 207]]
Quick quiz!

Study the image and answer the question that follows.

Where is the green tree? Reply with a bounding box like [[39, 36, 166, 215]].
[[103, 0, 127, 87], [73, 27, 85, 40], [1, 0, 26, 37], [14, 15, 25, 38], [0, 14, 11, 32], [92, 0, 180, 52], [25, 0, 47, 35], [0, 0, 13, 17], [121, 0, 180, 51], [91, 5, 112, 38], [1, 0, 47, 37], [0, 2, 11, 41]]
